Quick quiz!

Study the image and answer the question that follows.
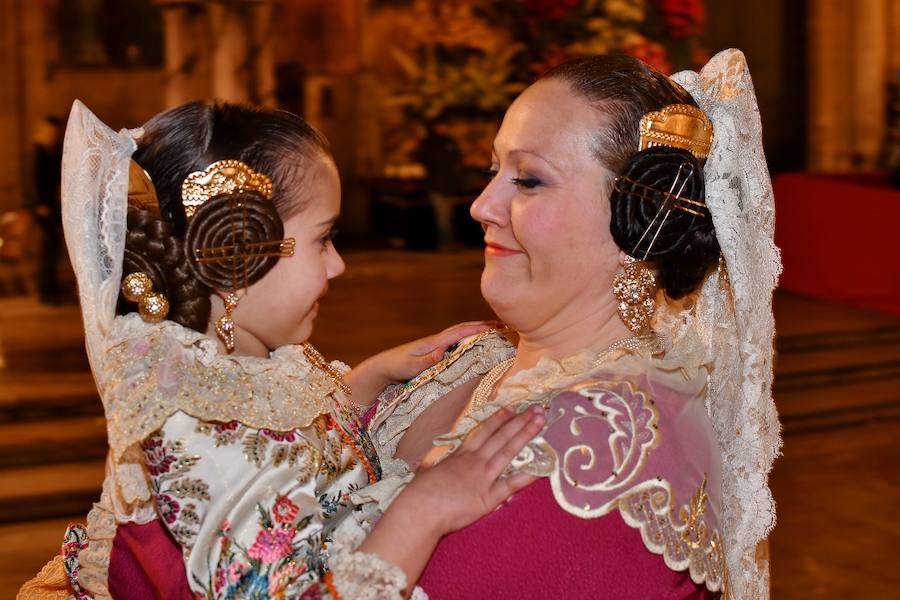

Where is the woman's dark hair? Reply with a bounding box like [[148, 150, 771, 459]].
[[540, 55, 720, 299], [118, 102, 330, 331]]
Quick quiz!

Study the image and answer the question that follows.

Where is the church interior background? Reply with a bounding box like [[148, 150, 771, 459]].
[[0, 1, 898, 597]]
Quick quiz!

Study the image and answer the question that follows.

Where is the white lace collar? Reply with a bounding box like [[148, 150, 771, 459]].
[[100, 313, 343, 459]]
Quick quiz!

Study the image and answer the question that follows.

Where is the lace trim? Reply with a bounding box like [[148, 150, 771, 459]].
[[619, 480, 726, 592], [101, 314, 340, 460], [328, 517, 408, 600]]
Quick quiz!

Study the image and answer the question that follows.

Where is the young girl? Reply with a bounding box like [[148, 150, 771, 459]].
[[19, 101, 544, 600]]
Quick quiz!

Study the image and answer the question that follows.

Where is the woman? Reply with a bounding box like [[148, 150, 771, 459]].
[[19, 101, 544, 600], [367, 49, 780, 599]]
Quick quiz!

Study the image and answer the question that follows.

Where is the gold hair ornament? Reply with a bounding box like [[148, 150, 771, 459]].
[[639, 104, 714, 160], [121, 272, 169, 323], [181, 159, 274, 218], [128, 160, 161, 216]]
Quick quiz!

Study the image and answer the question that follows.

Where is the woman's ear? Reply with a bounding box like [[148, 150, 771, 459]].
[[618, 250, 628, 267]]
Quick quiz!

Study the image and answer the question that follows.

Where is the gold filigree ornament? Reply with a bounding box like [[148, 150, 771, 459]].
[[639, 104, 714, 161], [181, 159, 274, 218], [121, 272, 169, 324], [613, 256, 657, 335]]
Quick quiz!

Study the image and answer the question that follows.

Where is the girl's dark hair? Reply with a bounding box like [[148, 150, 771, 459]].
[[117, 102, 330, 331], [540, 55, 720, 299]]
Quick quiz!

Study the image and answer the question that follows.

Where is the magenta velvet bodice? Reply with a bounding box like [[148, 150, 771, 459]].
[[419, 478, 717, 599]]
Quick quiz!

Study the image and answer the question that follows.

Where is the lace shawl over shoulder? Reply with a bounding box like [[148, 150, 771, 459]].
[[101, 314, 341, 460]]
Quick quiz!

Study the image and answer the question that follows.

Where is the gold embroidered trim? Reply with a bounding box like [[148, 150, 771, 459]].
[[618, 478, 726, 591]]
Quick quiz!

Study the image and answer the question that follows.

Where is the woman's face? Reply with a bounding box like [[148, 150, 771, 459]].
[[471, 79, 623, 335], [227, 155, 345, 350]]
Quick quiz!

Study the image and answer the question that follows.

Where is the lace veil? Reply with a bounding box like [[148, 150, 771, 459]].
[[62, 100, 139, 376], [669, 50, 782, 599]]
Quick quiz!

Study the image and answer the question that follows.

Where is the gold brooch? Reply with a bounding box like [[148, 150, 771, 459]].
[[639, 104, 714, 160], [181, 159, 274, 219]]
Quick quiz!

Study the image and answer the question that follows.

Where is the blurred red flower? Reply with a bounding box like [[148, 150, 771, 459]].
[[656, 0, 706, 38], [526, 0, 580, 21]]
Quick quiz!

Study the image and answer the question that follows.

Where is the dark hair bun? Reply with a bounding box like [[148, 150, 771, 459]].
[[119, 207, 212, 331], [184, 191, 284, 291], [610, 146, 720, 299]]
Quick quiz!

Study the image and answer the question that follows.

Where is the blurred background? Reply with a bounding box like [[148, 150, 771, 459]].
[[0, 1, 898, 598]]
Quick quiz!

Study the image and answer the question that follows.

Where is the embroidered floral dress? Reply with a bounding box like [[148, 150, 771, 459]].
[[362, 330, 726, 598], [24, 314, 410, 600]]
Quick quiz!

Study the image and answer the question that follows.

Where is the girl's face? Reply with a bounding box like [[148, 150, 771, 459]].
[[224, 155, 345, 352]]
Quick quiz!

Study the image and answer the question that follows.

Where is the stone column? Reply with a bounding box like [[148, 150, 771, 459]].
[[808, 0, 892, 171], [208, 0, 249, 103], [156, 0, 206, 107], [850, 0, 888, 169], [247, 1, 278, 106]]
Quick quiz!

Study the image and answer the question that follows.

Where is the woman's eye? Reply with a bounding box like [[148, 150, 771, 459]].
[[511, 176, 542, 190], [483, 166, 499, 178]]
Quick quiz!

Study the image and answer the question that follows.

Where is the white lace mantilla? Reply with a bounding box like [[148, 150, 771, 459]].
[[671, 49, 782, 600]]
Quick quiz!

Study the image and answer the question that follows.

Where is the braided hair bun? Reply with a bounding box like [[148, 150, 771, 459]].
[[120, 206, 212, 331], [184, 191, 285, 290], [610, 146, 720, 299]]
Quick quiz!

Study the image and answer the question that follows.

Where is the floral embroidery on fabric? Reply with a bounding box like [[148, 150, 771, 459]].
[[199, 494, 349, 600], [143, 432, 210, 548], [195, 420, 246, 447], [62, 524, 93, 600]]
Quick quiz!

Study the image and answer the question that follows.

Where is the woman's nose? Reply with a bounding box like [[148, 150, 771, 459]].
[[470, 180, 509, 228]]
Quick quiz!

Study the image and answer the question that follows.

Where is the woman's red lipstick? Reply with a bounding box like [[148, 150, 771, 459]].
[[485, 240, 522, 257]]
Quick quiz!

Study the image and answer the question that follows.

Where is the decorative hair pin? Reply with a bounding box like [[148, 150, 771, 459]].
[[613, 173, 706, 219], [628, 161, 695, 260], [639, 104, 714, 160], [181, 159, 293, 352], [182, 159, 274, 218]]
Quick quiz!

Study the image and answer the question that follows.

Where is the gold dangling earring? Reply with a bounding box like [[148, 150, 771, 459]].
[[613, 256, 657, 335], [215, 292, 240, 352]]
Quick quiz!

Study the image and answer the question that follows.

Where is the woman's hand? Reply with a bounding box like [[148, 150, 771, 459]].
[[345, 321, 500, 408], [356, 404, 544, 590]]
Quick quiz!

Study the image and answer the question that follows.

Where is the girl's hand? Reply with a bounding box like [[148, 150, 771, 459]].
[[400, 404, 545, 534], [345, 321, 501, 407], [356, 404, 545, 588]]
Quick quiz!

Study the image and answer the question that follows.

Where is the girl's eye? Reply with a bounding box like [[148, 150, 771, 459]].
[[483, 166, 499, 178], [321, 229, 338, 246], [511, 176, 542, 190]]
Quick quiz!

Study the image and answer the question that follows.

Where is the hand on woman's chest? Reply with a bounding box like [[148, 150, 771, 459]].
[[393, 377, 480, 469]]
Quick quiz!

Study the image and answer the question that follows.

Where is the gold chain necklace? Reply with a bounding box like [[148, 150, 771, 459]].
[[470, 334, 659, 410], [301, 343, 353, 397]]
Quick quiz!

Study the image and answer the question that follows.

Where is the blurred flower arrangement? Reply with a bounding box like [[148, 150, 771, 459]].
[[371, 0, 708, 174]]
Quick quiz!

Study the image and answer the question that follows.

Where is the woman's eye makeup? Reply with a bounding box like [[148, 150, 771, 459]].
[[511, 175, 542, 190]]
